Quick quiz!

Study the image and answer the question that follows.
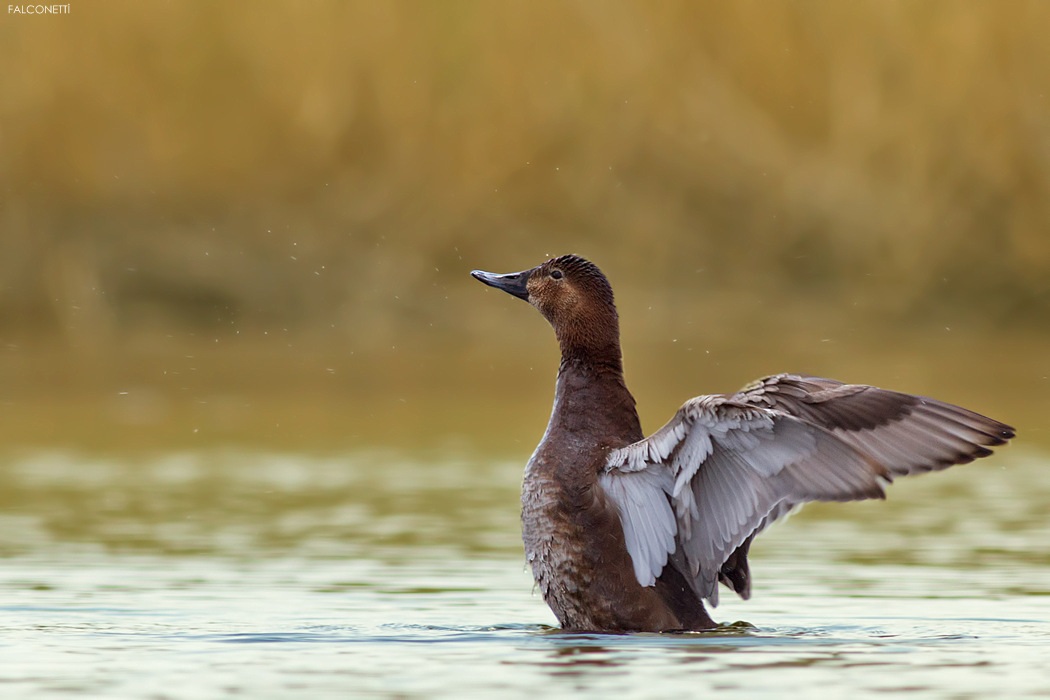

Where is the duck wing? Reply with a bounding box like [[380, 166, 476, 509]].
[[600, 375, 1013, 606], [734, 374, 1014, 475]]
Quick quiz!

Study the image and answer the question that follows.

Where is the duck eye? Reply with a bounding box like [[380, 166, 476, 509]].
[[550, 269, 563, 280]]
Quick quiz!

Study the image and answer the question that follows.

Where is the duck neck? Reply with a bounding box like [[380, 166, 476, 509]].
[[549, 348, 644, 449], [553, 305, 624, 369]]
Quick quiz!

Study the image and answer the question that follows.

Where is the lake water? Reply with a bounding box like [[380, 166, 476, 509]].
[[0, 446, 1047, 699]]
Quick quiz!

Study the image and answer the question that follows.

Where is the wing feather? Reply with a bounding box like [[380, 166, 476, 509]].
[[598, 466, 675, 586], [601, 374, 1013, 606]]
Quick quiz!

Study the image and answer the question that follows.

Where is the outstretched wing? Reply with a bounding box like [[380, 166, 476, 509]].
[[600, 376, 1014, 606], [735, 374, 1014, 475], [601, 395, 889, 605]]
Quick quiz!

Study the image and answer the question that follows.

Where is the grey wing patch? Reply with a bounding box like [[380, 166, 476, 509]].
[[673, 407, 887, 605], [599, 466, 676, 587], [606, 396, 888, 606], [737, 374, 1015, 476], [604, 375, 1012, 608]]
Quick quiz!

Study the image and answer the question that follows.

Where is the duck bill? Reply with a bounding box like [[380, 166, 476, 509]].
[[470, 268, 531, 301]]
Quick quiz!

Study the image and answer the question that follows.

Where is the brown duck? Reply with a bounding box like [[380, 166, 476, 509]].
[[471, 254, 1014, 633]]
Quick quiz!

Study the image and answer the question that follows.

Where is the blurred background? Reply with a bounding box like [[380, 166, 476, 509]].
[[1, 1, 1047, 451], [0, 9, 1047, 694]]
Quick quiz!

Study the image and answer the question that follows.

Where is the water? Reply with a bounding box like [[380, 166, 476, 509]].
[[1, 449, 1047, 699]]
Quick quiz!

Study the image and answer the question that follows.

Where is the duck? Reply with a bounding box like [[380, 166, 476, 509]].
[[471, 254, 1014, 633]]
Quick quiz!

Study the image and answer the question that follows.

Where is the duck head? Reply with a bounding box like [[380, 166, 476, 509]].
[[471, 254, 622, 365]]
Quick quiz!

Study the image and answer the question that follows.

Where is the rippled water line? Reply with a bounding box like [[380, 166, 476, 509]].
[[0, 449, 1047, 698]]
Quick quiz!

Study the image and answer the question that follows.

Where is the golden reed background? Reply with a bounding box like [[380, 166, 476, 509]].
[[0, 2, 1047, 449], [2, 2, 1048, 344]]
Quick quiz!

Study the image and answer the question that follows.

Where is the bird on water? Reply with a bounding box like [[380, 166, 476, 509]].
[[471, 254, 1014, 633]]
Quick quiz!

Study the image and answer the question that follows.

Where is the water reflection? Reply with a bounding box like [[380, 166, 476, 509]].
[[0, 450, 524, 559], [0, 448, 1047, 698]]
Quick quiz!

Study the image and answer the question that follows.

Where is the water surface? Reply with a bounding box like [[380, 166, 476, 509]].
[[1, 448, 1047, 699]]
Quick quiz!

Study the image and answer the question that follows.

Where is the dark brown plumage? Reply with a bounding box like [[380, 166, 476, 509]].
[[472, 255, 1014, 632]]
